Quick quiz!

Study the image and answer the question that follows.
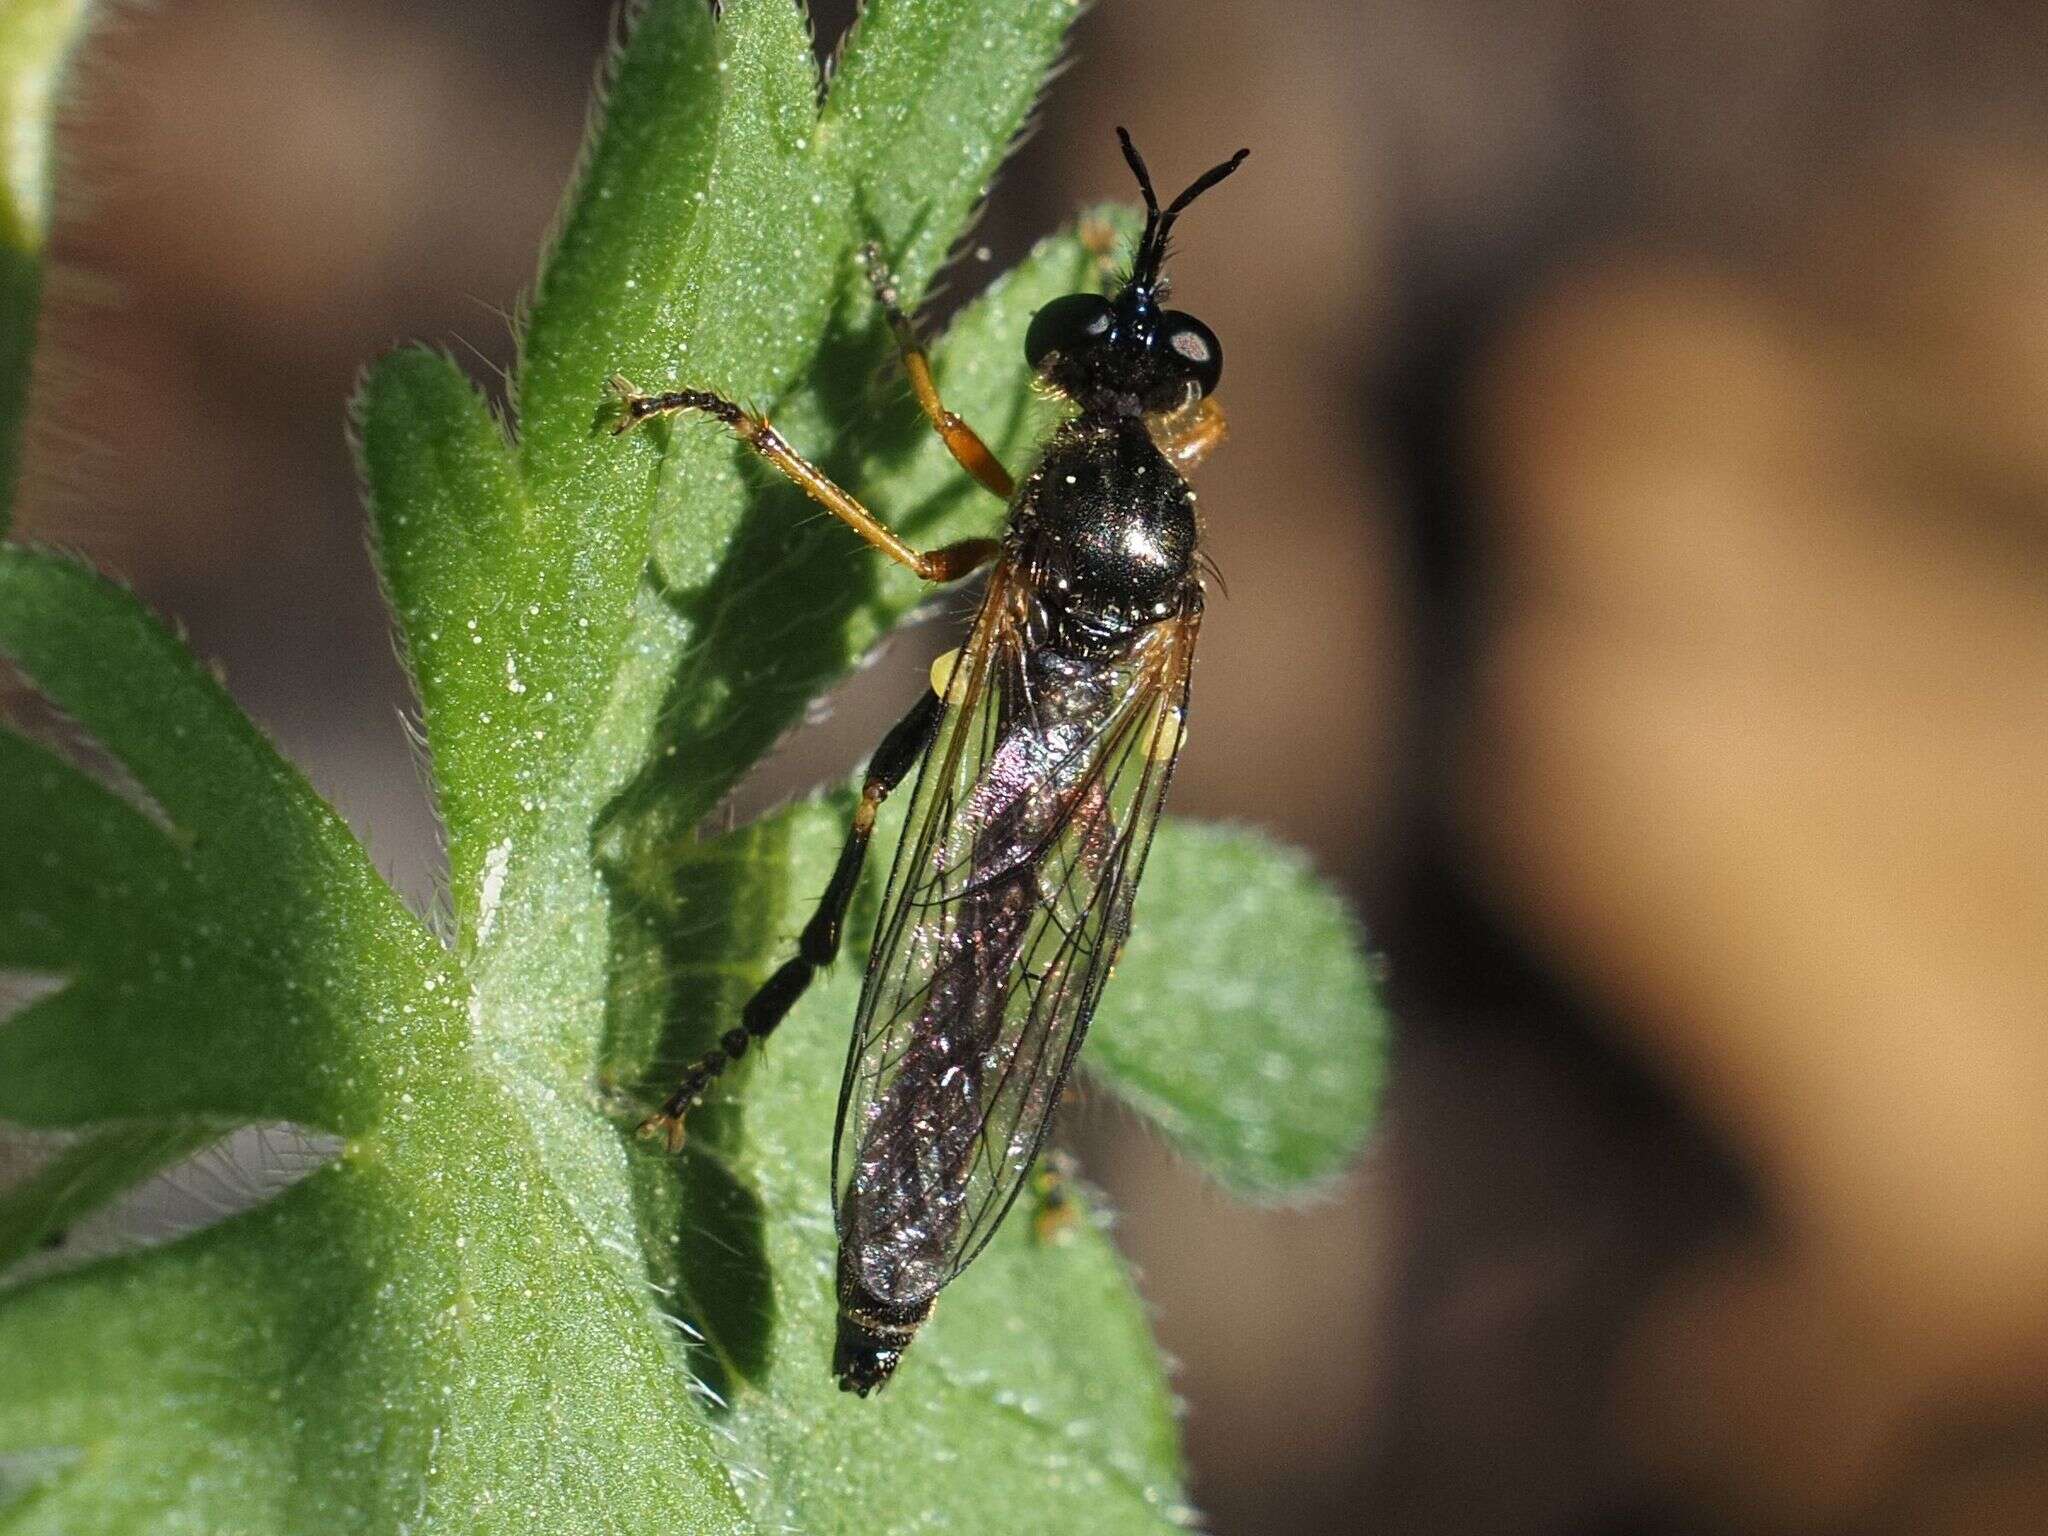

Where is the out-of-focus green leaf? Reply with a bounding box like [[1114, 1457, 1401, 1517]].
[[1091, 822, 1388, 1196], [0, 1123, 218, 1274]]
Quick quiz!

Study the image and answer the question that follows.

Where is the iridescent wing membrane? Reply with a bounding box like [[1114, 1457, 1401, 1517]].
[[832, 567, 1198, 1308]]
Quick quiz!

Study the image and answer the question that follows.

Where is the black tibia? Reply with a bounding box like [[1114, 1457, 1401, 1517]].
[[637, 688, 945, 1153]]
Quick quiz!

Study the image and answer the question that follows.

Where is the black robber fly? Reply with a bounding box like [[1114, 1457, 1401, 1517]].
[[610, 129, 1248, 1396]]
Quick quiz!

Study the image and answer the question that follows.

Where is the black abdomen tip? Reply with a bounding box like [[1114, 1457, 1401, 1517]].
[[832, 1262, 934, 1397], [833, 1321, 906, 1397]]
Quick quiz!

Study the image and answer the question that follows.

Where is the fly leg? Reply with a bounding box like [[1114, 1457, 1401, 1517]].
[[1150, 394, 1228, 472], [858, 243, 1016, 501], [638, 687, 946, 1152], [1030, 1148, 1084, 1246], [608, 377, 1000, 584]]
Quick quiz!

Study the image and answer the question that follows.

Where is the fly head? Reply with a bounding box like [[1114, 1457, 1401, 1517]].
[[1024, 130, 1247, 417]]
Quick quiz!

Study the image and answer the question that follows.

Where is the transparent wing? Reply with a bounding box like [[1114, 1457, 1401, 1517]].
[[832, 566, 1199, 1309]]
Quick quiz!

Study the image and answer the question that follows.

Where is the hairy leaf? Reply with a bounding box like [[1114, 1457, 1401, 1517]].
[[0, 549, 450, 1134], [1092, 822, 1388, 1196], [0, 0, 1387, 1528], [610, 797, 1190, 1534], [0, 1122, 218, 1275]]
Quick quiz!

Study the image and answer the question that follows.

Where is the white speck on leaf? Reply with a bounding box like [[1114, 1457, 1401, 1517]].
[[476, 838, 512, 944]]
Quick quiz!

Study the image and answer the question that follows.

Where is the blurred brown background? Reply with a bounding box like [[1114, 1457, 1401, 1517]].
[[18, 1, 2048, 1532]]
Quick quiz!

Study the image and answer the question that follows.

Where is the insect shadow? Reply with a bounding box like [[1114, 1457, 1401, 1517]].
[[596, 221, 1015, 849], [609, 801, 893, 1404], [594, 224, 1029, 1398]]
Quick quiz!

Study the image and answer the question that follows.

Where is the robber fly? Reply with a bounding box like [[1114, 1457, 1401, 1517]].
[[610, 130, 1247, 1396]]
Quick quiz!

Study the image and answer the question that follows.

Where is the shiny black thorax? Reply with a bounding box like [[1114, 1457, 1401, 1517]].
[[1006, 412, 1201, 652]]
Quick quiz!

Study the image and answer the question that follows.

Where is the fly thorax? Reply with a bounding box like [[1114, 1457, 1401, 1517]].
[[1013, 417, 1198, 641]]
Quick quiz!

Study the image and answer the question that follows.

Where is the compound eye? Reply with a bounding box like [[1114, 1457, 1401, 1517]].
[[1025, 292, 1114, 372], [1161, 311, 1223, 395]]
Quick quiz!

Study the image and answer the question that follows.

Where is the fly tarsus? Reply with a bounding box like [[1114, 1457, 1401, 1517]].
[[603, 373, 998, 585], [1030, 1149, 1083, 1246], [605, 373, 741, 434], [636, 688, 945, 1153]]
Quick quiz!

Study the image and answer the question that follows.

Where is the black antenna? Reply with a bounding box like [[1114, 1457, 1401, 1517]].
[[1117, 126, 1161, 216], [1117, 127, 1249, 286]]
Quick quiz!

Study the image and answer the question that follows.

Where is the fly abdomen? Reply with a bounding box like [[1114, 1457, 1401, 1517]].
[[833, 645, 1132, 1390], [833, 1258, 933, 1398], [835, 860, 1037, 1335]]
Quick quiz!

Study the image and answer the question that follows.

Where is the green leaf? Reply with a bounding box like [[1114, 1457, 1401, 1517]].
[[356, 349, 548, 925], [0, 548, 450, 1133], [823, 0, 1081, 307], [0, 0, 92, 526], [2, 0, 1386, 1528], [1090, 823, 1388, 1196], [0, 1129, 751, 1535], [0, 1122, 219, 1274], [0, 555, 749, 1530], [607, 797, 1190, 1534]]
